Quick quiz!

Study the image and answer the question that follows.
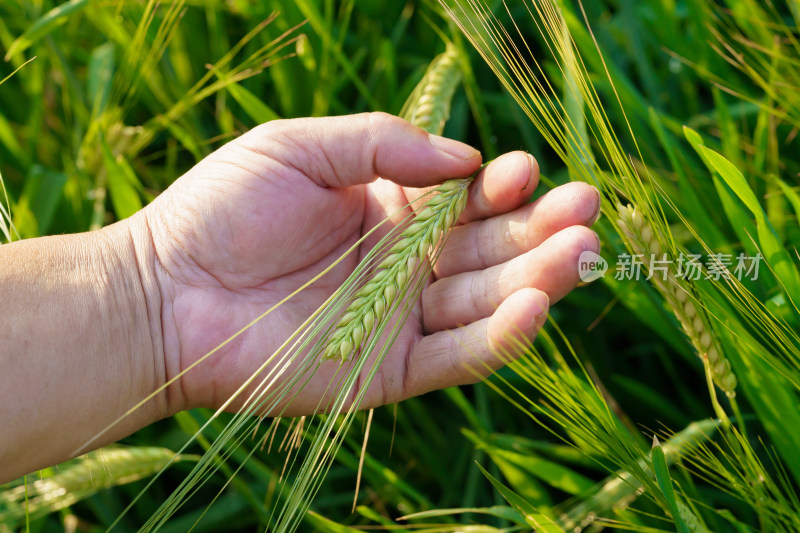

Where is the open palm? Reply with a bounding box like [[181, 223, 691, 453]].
[[140, 113, 600, 416]]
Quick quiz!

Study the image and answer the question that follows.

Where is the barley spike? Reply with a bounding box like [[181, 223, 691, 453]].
[[0, 446, 184, 524], [617, 204, 737, 395], [402, 43, 462, 135], [322, 43, 472, 362], [323, 179, 469, 361]]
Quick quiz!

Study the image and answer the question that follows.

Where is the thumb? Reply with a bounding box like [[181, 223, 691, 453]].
[[239, 112, 482, 189]]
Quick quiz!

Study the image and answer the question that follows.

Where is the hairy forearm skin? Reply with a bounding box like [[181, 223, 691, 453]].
[[0, 214, 166, 483]]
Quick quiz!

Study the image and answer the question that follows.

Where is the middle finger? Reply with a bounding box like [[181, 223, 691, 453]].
[[434, 181, 600, 279]]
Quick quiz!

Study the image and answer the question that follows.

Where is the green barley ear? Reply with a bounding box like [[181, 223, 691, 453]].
[[324, 178, 469, 361], [616, 204, 738, 398], [324, 43, 472, 362], [401, 43, 462, 135], [401, 41, 472, 206], [0, 446, 190, 525], [558, 419, 718, 531]]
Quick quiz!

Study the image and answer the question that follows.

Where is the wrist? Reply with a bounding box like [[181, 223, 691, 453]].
[[0, 220, 171, 479], [98, 215, 171, 423]]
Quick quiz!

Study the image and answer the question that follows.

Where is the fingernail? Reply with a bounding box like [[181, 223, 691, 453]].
[[523, 152, 538, 193], [588, 187, 602, 225], [533, 291, 550, 320], [592, 230, 601, 253], [429, 134, 481, 160]]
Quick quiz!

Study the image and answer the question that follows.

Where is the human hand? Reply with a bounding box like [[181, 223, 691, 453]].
[[131, 112, 600, 417]]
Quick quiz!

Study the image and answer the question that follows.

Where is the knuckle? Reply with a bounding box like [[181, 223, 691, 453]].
[[520, 207, 541, 247], [366, 110, 407, 128], [365, 110, 395, 125], [366, 111, 420, 139], [364, 111, 398, 141], [470, 271, 489, 318], [473, 222, 491, 269]]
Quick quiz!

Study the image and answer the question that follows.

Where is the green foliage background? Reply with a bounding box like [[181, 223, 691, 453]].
[[2, 0, 800, 531]]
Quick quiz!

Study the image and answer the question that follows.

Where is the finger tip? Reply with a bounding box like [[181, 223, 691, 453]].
[[372, 114, 482, 186], [574, 182, 601, 226], [497, 151, 539, 197], [523, 152, 540, 195], [515, 287, 550, 326], [428, 134, 482, 167], [490, 288, 549, 354], [588, 186, 601, 225], [567, 225, 601, 256], [558, 182, 601, 226], [463, 151, 539, 222]]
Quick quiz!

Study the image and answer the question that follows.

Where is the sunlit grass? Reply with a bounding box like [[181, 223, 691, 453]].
[[439, 0, 800, 529]]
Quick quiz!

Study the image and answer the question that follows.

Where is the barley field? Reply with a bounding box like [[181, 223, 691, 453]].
[[2, 0, 800, 532]]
